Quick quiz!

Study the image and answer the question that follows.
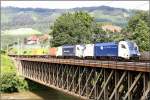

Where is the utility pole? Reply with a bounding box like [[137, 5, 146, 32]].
[[20, 41, 22, 55], [18, 38, 20, 55], [7, 44, 8, 54]]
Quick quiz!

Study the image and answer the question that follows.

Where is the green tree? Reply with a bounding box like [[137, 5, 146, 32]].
[[126, 11, 149, 32], [132, 20, 149, 51], [124, 11, 149, 51], [50, 12, 96, 47]]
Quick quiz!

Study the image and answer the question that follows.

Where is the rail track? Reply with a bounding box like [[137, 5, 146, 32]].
[[10, 54, 150, 72], [9, 54, 150, 63]]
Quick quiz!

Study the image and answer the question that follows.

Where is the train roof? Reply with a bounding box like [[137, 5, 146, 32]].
[[95, 42, 118, 46]]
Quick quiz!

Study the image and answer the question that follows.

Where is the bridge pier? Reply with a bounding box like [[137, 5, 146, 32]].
[[12, 57, 150, 100]]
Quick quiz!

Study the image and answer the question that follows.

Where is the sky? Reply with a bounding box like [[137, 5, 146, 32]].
[[1, 1, 149, 11]]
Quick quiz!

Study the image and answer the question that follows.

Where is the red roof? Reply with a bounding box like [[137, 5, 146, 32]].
[[27, 35, 38, 41]]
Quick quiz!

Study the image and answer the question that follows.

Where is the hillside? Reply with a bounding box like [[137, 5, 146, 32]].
[[1, 28, 42, 35], [1, 28, 43, 49], [1, 6, 136, 33]]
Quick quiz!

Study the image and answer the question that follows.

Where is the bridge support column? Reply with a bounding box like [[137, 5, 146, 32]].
[[97, 70, 114, 100], [141, 73, 150, 100], [128, 72, 132, 100], [123, 72, 142, 100]]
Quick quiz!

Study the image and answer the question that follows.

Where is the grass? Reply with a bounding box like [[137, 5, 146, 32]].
[[1, 54, 16, 74], [1, 28, 42, 36]]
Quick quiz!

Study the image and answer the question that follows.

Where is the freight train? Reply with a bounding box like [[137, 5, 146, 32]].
[[8, 41, 141, 60], [50, 41, 140, 59]]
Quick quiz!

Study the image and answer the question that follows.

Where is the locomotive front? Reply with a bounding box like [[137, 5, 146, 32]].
[[127, 41, 140, 59]]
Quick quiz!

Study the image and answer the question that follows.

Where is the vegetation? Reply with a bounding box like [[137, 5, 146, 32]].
[[122, 11, 150, 51], [1, 55, 16, 74], [51, 11, 149, 51], [50, 12, 125, 46], [0, 55, 28, 93], [1, 28, 43, 50], [2, 6, 133, 32], [1, 54, 44, 93], [1, 73, 28, 93], [51, 12, 97, 46]]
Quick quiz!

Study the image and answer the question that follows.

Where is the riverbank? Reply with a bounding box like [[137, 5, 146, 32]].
[[1, 91, 42, 100], [1, 54, 81, 100], [1, 54, 28, 93], [1, 86, 80, 100]]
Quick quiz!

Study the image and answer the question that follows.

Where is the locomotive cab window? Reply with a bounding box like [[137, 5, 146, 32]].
[[135, 46, 138, 50], [121, 44, 126, 49]]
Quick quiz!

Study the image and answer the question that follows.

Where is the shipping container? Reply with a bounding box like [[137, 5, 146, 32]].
[[62, 45, 75, 57], [75, 45, 85, 58], [49, 47, 57, 56], [56, 46, 62, 57], [36, 49, 42, 55], [83, 44, 94, 58], [62, 45, 85, 57], [94, 42, 118, 57]]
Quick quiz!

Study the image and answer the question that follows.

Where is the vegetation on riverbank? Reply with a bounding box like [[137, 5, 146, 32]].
[[0, 54, 47, 93], [1, 54, 28, 93]]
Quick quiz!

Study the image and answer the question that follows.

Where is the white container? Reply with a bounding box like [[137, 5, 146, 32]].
[[83, 44, 94, 58], [75, 45, 85, 58], [56, 46, 62, 57]]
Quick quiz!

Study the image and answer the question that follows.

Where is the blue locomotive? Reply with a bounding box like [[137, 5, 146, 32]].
[[93, 41, 140, 59]]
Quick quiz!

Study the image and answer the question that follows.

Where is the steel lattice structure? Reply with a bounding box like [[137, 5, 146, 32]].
[[12, 57, 150, 100]]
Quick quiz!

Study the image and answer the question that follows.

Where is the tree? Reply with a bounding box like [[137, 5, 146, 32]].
[[132, 20, 149, 51], [50, 12, 96, 47], [123, 11, 150, 51]]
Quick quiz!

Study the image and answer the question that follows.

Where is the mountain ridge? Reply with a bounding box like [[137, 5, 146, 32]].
[[1, 6, 137, 33]]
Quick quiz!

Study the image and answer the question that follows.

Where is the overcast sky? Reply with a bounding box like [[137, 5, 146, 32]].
[[1, 1, 149, 10]]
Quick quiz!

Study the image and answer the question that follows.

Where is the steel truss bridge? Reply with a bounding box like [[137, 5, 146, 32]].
[[11, 56, 150, 100]]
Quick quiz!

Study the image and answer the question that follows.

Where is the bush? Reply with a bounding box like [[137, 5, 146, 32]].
[[0, 73, 28, 93], [0, 50, 6, 54], [1, 55, 29, 93]]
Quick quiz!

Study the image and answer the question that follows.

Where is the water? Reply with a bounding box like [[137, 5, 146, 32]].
[[1, 79, 81, 100], [1, 88, 81, 100]]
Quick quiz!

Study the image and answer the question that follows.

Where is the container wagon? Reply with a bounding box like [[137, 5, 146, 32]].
[[49, 47, 57, 57], [62, 45, 85, 58]]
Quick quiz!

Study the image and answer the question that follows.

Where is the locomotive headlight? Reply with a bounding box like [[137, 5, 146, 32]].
[[137, 53, 141, 56]]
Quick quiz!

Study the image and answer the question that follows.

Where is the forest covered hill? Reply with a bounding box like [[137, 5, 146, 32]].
[[1, 6, 137, 33]]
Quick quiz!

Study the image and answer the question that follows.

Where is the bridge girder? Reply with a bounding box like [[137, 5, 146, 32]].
[[13, 59, 150, 100]]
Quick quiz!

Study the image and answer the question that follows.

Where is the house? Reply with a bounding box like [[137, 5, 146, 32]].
[[101, 24, 122, 33], [26, 35, 39, 45]]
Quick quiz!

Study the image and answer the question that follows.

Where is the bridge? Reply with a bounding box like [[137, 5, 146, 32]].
[[11, 56, 150, 100]]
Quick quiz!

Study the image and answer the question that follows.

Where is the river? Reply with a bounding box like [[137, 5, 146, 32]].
[[1, 88, 81, 100]]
